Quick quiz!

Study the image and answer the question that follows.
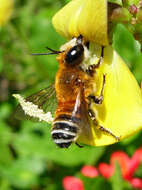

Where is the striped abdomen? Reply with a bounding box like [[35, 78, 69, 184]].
[[51, 115, 80, 148]]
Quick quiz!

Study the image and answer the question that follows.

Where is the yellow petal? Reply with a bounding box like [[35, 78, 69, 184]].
[[52, 0, 108, 46], [78, 45, 142, 146], [0, 0, 13, 26]]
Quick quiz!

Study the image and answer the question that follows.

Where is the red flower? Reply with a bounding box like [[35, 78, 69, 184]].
[[131, 147, 142, 170], [110, 151, 130, 179], [98, 148, 142, 189], [123, 147, 142, 180], [98, 151, 130, 179], [98, 163, 114, 179], [63, 176, 84, 190], [129, 178, 142, 189], [81, 165, 99, 178]]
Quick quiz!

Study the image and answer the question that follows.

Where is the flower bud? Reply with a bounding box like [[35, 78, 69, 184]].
[[63, 176, 84, 190], [129, 4, 138, 15], [81, 165, 99, 178]]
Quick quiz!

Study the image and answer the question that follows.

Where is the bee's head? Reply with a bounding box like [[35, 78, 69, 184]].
[[58, 35, 85, 67], [64, 43, 84, 66]]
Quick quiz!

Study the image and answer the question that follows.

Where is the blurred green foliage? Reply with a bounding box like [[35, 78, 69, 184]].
[[0, 0, 142, 189]]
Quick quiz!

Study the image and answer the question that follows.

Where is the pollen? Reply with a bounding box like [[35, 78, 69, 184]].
[[13, 94, 54, 123]]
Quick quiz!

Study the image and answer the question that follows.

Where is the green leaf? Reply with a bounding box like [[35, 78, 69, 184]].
[[80, 176, 111, 190], [134, 162, 142, 178], [0, 120, 12, 146], [122, 180, 132, 190], [113, 24, 141, 64], [0, 103, 12, 120], [110, 162, 123, 190], [124, 0, 140, 6], [108, 0, 122, 5], [0, 48, 3, 73], [0, 179, 12, 190], [131, 54, 142, 83], [0, 157, 44, 188], [0, 121, 13, 166], [113, 23, 142, 82]]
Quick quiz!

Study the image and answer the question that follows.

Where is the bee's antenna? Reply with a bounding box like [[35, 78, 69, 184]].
[[31, 46, 64, 56], [45, 46, 62, 54], [31, 52, 60, 56]]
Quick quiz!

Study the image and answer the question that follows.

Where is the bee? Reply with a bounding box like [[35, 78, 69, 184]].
[[15, 35, 120, 148]]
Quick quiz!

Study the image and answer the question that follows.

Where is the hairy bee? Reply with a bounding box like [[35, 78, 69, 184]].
[[14, 35, 119, 148]]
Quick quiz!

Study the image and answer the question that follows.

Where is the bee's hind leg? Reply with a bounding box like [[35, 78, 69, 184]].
[[98, 125, 120, 141], [75, 142, 84, 148], [88, 109, 120, 141]]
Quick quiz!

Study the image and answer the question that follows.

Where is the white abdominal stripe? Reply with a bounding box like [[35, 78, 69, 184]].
[[53, 139, 75, 144], [51, 120, 78, 144], [51, 129, 76, 137], [53, 120, 79, 130]]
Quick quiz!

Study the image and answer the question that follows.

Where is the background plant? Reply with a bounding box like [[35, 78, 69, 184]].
[[0, 0, 142, 189]]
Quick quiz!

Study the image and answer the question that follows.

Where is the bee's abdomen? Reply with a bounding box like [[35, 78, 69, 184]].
[[52, 115, 79, 148]]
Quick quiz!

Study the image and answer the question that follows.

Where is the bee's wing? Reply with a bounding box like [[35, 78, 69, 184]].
[[14, 84, 57, 122], [71, 88, 94, 145]]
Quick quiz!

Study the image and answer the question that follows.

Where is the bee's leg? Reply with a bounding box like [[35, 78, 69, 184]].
[[75, 142, 84, 148], [88, 74, 105, 105], [86, 46, 104, 76], [92, 46, 104, 69], [88, 109, 98, 125], [98, 126, 120, 141], [88, 109, 120, 141]]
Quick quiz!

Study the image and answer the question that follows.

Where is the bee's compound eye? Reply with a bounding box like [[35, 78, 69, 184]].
[[65, 44, 84, 66]]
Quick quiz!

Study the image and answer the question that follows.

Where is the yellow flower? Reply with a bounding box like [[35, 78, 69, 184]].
[[0, 0, 13, 26], [77, 45, 142, 146], [52, 0, 108, 46]]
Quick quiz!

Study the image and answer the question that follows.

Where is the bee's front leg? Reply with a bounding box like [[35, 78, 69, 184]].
[[86, 46, 104, 76], [88, 74, 105, 105]]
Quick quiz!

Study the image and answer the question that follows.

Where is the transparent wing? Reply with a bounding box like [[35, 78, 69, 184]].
[[14, 84, 57, 122]]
